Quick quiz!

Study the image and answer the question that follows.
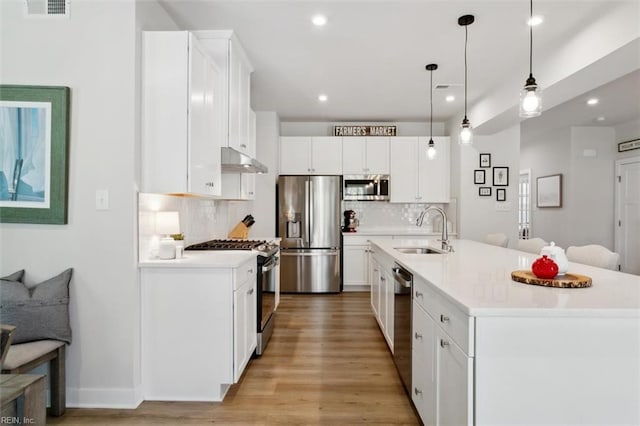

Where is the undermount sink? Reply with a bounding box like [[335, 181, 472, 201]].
[[394, 247, 444, 254]]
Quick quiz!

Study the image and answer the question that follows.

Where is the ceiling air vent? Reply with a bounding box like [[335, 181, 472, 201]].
[[26, 0, 69, 16]]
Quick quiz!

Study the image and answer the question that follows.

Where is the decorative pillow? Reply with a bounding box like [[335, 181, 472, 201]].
[[0, 268, 72, 344], [1, 270, 24, 282]]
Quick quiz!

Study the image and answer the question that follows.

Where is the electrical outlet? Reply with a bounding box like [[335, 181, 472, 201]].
[[96, 189, 109, 210]]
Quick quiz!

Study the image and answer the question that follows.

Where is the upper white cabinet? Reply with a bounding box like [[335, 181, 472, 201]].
[[142, 31, 222, 196], [342, 137, 390, 175], [195, 30, 254, 156], [280, 136, 342, 175], [390, 136, 450, 203]]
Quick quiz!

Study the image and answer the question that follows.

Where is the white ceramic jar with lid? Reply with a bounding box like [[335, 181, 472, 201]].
[[540, 242, 569, 276]]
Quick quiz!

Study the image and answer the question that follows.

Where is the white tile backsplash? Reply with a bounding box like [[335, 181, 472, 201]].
[[138, 193, 255, 261], [343, 200, 457, 233]]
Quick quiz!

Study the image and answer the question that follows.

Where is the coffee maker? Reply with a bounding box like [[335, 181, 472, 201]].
[[342, 210, 359, 232]]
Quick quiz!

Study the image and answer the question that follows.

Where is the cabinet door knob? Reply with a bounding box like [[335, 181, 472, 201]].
[[247, 288, 254, 295], [440, 314, 449, 323], [414, 332, 423, 340], [440, 339, 449, 348], [373, 268, 379, 273], [414, 387, 423, 396], [380, 276, 386, 282], [248, 268, 254, 274], [415, 291, 423, 298], [240, 144, 247, 149], [205, 182, 215, 187]]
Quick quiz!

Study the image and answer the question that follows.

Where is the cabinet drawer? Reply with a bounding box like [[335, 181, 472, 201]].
[[414, 277, 474, 356], [234, 258, 257, 289], [433, 295, 474, 356]]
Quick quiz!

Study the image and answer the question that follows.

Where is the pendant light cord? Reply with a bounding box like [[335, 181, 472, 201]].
[[464, 24, 468, 119], [529, 0, 533, 77], [429, 68, 433, 139]]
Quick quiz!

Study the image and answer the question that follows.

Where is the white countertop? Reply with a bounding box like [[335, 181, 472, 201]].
[[371, 238, 640, 317], [139, 251, 258, 268]]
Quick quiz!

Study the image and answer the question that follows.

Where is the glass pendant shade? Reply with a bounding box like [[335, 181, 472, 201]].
[[520, 78, 542, 117], [427, 138, 437, 160], [459, 117, 473, 145]]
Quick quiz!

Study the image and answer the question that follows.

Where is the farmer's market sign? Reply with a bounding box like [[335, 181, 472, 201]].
[[333, 125, 397, 137]]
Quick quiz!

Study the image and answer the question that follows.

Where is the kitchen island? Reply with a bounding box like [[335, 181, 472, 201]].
[[370, 238, 640, 426]]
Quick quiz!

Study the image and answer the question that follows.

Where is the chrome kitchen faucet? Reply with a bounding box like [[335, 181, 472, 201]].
[[416, 206, 454, 252]]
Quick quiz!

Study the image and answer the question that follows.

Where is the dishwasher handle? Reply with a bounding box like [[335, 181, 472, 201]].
[[392, 266, 413, 288]]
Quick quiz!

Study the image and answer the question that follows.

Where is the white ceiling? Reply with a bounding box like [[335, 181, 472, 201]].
[[158, 0, 639, 131]]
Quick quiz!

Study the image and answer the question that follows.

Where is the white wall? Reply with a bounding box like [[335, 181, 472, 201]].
[[0, 0, 183, 408], [280, 121, 444, 137], [520, 126, 616, 249], [458, 125, 521, 247]]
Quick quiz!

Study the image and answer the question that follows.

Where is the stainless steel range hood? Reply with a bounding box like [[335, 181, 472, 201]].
[[221, 147, 268, 174]]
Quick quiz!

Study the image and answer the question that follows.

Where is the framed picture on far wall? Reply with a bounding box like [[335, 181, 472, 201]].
[[537, 173, 563, 208], [474, 169, 486, 184], [493, 166, 509, 186], [479, 153, 491, 168], [496, 188, 506, 202]]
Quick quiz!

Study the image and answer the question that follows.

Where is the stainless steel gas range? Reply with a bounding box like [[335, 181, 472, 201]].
[[185, 239, 279, 355]]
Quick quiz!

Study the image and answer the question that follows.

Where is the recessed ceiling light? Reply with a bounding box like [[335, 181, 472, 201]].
[[445, 95, 455, 102], [528, 15, 544, 26], [318, 94, 328, 102], [312, 15, 327, 26], [587, 98, 599, 106], [596, 116, 606, 122]]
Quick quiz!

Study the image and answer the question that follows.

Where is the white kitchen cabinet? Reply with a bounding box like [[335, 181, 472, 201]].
[[233, 269, 257, 381], [279, 136, 342, 175], [195, 30, 254, 155], [142, 31, 222, 196], [370, 256, 381, 317], [390, 137, 450, 203], [140, 257, 257, 401], [342, 137, 389, 175], [343, 234, 378, 291], [369, 247, 395, 352], [412, 275, 473, 426]]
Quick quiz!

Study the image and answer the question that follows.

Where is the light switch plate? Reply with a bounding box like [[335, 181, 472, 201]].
[[96, 189, 109, 210], [495, 202, 511, 211]]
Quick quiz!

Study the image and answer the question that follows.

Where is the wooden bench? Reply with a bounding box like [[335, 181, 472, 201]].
[[1, 340, 66, 416], [0, 374, 46, 425]]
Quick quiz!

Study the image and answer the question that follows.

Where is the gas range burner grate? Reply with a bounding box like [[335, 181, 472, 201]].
[[185, 239, 267, 251]]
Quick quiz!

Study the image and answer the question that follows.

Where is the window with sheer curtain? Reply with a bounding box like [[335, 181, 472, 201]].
[[519, 171, 531, 239]]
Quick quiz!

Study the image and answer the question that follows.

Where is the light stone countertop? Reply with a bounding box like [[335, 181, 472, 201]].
[[371, 238, 640, 317], [139, 250, 257, 268], [344, 226, 455, 236]]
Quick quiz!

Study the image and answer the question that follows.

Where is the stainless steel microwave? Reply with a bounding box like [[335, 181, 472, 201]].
[[343, 175, 390, 201]]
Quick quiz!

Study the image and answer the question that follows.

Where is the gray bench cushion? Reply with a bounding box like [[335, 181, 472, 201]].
[[0, 268, 72, 344], [3, 340, 65, 370]]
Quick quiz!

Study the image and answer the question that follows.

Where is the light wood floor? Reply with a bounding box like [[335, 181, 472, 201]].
[[50, 292, 419, 425]]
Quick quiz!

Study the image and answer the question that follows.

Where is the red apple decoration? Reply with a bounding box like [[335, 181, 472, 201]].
[[531, 255, 559, 279]]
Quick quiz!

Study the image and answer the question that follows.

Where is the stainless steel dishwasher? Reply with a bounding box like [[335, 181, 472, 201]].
[[392, 263, 413, 394]]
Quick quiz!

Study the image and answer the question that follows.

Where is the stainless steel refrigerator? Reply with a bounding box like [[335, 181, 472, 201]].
[[277, 175, 341, 293]]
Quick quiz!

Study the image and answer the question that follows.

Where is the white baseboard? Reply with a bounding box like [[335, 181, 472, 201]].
[[68, 385, 143, 409]]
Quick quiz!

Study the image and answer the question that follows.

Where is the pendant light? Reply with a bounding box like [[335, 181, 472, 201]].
[[520, 0, 542, 117], [458, 14, 474, 145], [426, 64, 438, 160]]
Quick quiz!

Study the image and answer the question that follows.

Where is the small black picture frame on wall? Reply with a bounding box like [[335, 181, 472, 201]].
[[496, 188, 506, 202], [479, 153, 491, 168], [493, 167, 509, 186], [474, 169, 486, 184], [479, 187, 491, 197]]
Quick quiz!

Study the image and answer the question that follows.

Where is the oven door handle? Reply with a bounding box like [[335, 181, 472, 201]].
[[261, 256, 280, 273]]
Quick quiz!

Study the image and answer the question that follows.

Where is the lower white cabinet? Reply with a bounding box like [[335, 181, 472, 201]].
[[369, 246, 395, 351], [343, 244, 369, 290], [141, 258, 257, 401], [412, 275, 473, 426]]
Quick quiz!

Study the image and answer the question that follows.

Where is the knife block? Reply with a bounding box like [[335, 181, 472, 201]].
[[227, 222, 249, 239]]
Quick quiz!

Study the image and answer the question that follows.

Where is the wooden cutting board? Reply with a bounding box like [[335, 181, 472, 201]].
[[511, 270, 592, 288]]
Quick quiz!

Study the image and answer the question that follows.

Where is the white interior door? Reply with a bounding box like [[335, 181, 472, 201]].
[[615, 156, 640, 274]]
